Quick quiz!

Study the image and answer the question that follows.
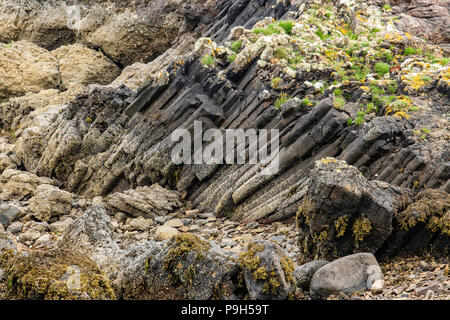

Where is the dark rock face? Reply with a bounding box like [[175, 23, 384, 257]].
[[296, 159, 449, 261], [296, 158, 404, 260]]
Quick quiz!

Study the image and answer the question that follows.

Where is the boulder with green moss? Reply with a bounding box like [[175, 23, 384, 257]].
[[2, 248, 115, 300], [239, 240, 295, 300], [118, 233, 239, 300], [296, 157, 405, 260]]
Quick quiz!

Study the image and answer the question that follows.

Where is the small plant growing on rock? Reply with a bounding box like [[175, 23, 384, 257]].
[[253, 23, 281, 36], [278, 20, 294, 35], [274, 93, 289, 109], [301, 98, 315, 107], [228, 53, 237, 63], [374, 62, 390, 77], [201, 54, 215, 67], [274, 47, 288, 60], [333, 96, 345, 109], [403, 47, 417, 56], [271, 77, 283, 88], [230, 40, 242, 53]]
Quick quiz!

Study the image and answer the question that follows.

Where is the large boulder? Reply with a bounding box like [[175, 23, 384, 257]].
[[51, 44, 121, 89], [293, 260, 329, 290], [310, 253, 383, 297], [59, 206, 121, 275], [2, 248, 115, 300], [29, 184, 74, 222], [239, 240, 295, 300], [296, 158, 405, 260], [0, 41, 60, 101], [118, 233, 239, 300]]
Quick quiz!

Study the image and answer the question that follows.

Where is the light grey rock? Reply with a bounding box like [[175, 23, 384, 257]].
[[293, 260, 329, 290], [155, 225, 179, 241], [6, 221, 23, 234], [310, 253, 383, 297], [29, 184, 74, 222]]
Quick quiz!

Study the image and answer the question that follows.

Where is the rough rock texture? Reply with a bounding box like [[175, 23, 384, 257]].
[[59, 206, 121, 275], [2, 248, 115, 300], [296, 158, 405, 260], [310, 253, 383, 297], [105, 184, 182, 218], [296, 158, 449, 260], [293, 260, 329, 290], [0, 41, 60, 101], [118, 233, 240, 300], [29, 184, 74, 222], [239, 240, 295, 300], [0, 169, 55, 201], [52, 44, 121, 89]]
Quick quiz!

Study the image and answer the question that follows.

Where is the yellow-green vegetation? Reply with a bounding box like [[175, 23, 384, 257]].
[[301, 98, 315, 107], [352, 215, 372, 242], [163, 233, 211, 272], [3, 249, 115, 300], [374, 62, 390, 77], [296, 196, 315, 227], [238, 242, 294, 296], [334, 215, 349, 238], [274, 93, 289, 109], [271, 77, 283, 88], [333, 96, 345, 109], [396, 189, 449, 236], [274, 47, 289, 60], [230, 40, 242, 53], [228, 53, 237, 63], [278, 20, 294, 35], [201, 54, 215, 67]]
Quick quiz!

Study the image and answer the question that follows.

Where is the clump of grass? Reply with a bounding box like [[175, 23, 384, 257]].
[[274, 47, 289, 60], [365, 102, 375, 113], [333, 96, 346, 109], [383, 51, 394, 63], [201, 54, 215, 67], [421, 75, 432, 82], [388, 81, 398, 93], [301, 98, 315, 107], [334, 88, 342, 97], [278, 20, 294, 35], [353, 65, 369, 81], [274, 93, 289, 109], [383, 4, 391, 10], [403, 47, 417, 56], [253, 23, 281, 36], [374, 62, 390, 77], [354, 117, 365, 125], [316, 27, 330, 41], [271, 77, 283, 88], [230, 40, 242, 53], [228, 53, 237, 63]]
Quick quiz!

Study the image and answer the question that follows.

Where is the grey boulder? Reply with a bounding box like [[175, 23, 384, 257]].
[[310, 253, 383, 297]]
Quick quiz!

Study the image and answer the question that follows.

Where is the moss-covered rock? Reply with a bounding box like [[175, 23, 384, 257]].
[[3, 248, 115, 300], [239, 240, 294, 300]]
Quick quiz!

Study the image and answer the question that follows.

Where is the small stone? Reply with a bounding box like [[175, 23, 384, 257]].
[[189, 224, 200, 232], [418, 260, 428, 270], [164, 218, 184, 228], [7, 221, 23, 234], [154, 216, 169, 224], [370, 279, 385, 293], [179, 226, 190, 232], [155, 225, 179, 241], [35, 233, 52, 246], [92, 196, 104, 206]]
